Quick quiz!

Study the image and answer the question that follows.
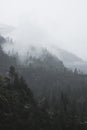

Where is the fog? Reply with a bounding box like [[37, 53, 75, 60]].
[[0, 0, 87, 60], [2, 20, 57, 59]]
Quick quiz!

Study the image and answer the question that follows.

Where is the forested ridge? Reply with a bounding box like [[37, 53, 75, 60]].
[[0, 36, 87, 129]]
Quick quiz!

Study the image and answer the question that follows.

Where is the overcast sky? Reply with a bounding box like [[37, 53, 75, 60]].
[[0, 0, 87, 60]]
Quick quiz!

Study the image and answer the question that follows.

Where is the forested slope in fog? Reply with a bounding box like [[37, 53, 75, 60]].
[[0, 35, 87, 129]]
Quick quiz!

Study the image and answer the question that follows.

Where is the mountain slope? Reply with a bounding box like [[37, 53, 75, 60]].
[[0, 36, 87, 109], [56, 48, 83, 63], [49, 46, 87, 73]]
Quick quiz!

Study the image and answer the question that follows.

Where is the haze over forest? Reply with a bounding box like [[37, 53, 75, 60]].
[[0, 0, 87, 60]]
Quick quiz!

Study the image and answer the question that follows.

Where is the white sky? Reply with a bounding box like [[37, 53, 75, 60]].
[[0, 0, 87, 60]]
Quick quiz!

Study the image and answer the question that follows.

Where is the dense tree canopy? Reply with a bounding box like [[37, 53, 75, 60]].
[[0, 66, 87, 130]]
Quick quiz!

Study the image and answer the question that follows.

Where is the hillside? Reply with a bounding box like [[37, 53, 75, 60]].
[[1, 35, 87, 129]]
